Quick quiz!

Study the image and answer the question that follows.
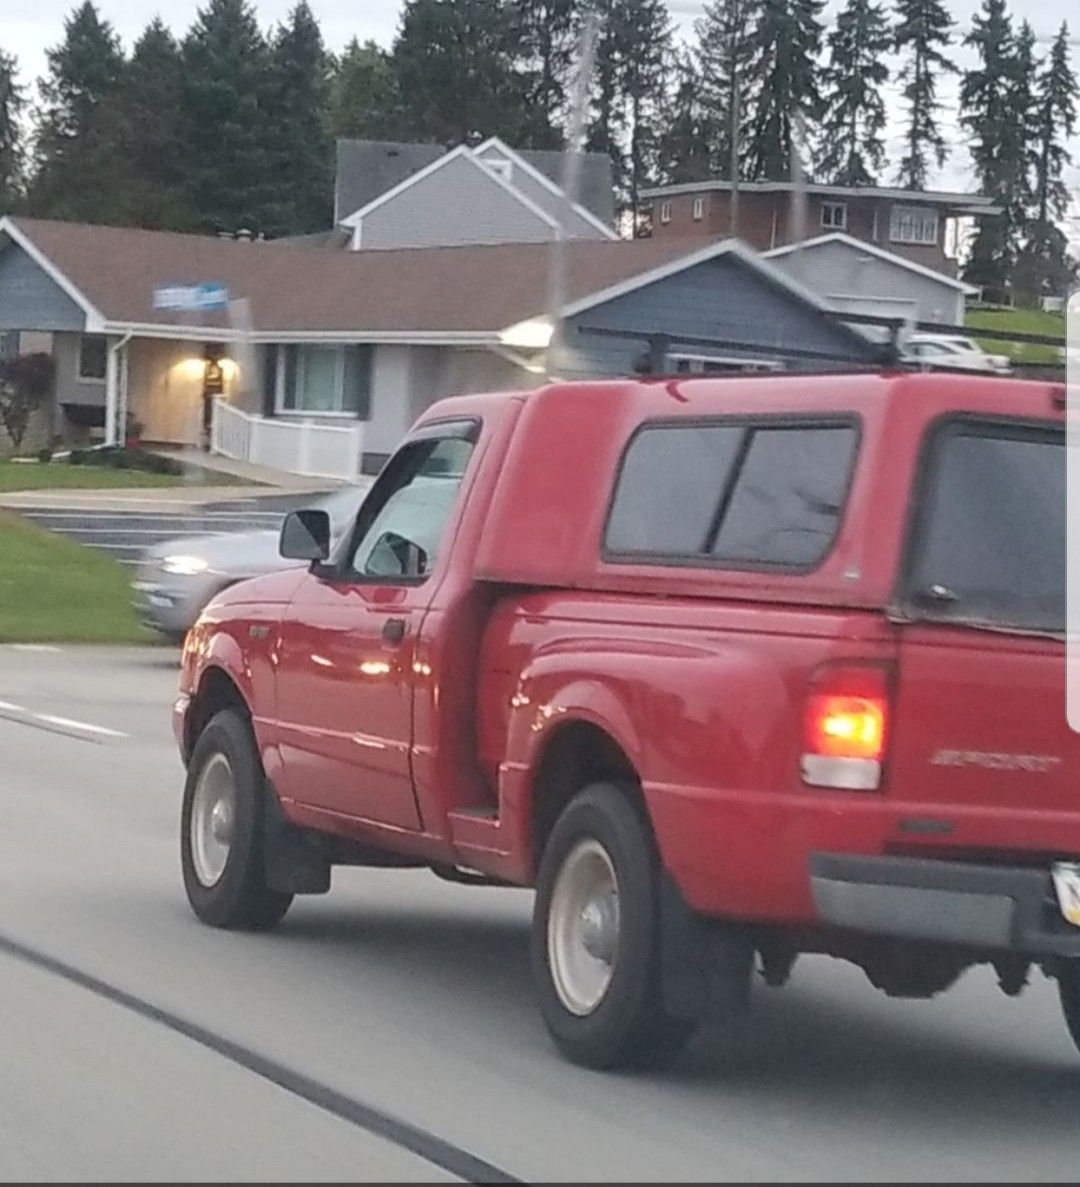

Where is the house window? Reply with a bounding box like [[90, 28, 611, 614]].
[[482, 158, 512, 184], [692, 196, 705, 221], [78, 334, 108, 382], [890, 204, 939, 246], [277, 345, 372, 417], [0, 331, 18, 361], [821, 201, 847, 230], [659, 201, 672, 225]]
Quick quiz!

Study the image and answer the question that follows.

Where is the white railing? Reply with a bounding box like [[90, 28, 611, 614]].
[[210, 398, 364, 481]]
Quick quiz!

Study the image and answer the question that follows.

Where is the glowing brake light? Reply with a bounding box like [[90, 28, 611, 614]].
[[802, 665, 890, 791]]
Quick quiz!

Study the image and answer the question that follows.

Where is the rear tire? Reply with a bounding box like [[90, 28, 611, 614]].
[[181, 708, 293, 930], [531, 782, 696, 1070]]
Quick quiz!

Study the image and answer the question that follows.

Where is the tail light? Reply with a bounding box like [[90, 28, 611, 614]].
[[802, 663, 890, 791]]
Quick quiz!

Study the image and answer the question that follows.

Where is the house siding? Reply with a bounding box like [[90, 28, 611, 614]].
[[768, 240, 966, 324], [475, 145, 610, 240], [0, 243, 86, 332], [553, 254, 875, 378], [357, 154, 557, 250]]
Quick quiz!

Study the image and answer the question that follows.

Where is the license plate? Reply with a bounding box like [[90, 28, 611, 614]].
[[1052, 862, 1080, 927]]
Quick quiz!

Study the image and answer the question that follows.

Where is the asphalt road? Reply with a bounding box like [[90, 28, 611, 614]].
[[2, 645, 1080, 1182]]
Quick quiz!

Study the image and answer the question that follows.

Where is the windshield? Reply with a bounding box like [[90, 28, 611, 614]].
[[906, 422, 1063, 632]]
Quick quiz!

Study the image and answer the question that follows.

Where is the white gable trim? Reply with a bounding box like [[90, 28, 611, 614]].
[[475, 136, 618, 240], [558, 238, 838, 324], [765, 232, 979, 295], [338, 144, 561, 237], [0, 217, 107, 330]]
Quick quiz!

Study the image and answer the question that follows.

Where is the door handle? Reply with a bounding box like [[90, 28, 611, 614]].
[[382, 617, 408, 645]]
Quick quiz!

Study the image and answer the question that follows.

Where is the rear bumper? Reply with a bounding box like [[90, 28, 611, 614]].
[[810, 852, 1080, 957]]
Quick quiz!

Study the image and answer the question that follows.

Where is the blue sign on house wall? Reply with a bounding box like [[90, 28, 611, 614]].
[[153, 283, 230, 312]]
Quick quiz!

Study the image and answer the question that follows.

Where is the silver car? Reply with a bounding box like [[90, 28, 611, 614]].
[[132, 486, 367, 641]]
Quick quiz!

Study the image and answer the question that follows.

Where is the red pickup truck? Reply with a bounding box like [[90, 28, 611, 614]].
[[174, 371, 1075, 1070]]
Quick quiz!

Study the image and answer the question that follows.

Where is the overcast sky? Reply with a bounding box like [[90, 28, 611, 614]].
[[4, 0, 1078, 222]]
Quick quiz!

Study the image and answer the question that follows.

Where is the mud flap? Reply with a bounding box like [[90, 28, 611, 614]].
[[263, 786, 331, 895], [659, 873, 754, 1021]]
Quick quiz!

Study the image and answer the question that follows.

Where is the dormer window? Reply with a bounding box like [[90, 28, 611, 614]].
[[482, 157, 513, 183]]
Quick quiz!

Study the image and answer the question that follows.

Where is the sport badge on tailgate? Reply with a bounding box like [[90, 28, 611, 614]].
[[1052, 863, 1080, 927]]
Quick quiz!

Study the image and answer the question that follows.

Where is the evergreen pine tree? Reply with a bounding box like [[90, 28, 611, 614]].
[[586, 1, 673, 226], [1019, 23, 1079, 298], [0, 50, 25, 213], [617, 0, 673, 228], [113, 20, 194, 229], [181, 0, 276, 235], [329, 39, 402, 141], [742, 0, 825, 182], [30, 1, 127, 222], [266, 2, 332, 236], [392, 0, 525, 144], [893, 0, 954, 189], [586, 1, 626, 202], [657, 56, 716, 185], [818, 0, 891, 186], [511, 0, 581, 149], [694, 0, 759, 180], [960, 0, 1033, 293]]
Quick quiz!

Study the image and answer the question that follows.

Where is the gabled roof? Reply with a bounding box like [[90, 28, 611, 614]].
[[334, 140, 444, 225], [473, 137, 616, 232], [0, 217, 872, 354], [334, 138, 616, 226], [765, 232, 980, 294], [338, 144, 562, 236]]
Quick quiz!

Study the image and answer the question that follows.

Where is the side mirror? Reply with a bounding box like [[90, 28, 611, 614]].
[[365, 530, 428, 578], [280, 509, 331, 562]]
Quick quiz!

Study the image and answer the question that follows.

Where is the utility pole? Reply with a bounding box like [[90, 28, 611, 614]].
[[729, 0, 741, 238]]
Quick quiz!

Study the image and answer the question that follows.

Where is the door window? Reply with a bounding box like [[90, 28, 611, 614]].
[[344, 430, 475, 580], [904, 421, 1063, 632]]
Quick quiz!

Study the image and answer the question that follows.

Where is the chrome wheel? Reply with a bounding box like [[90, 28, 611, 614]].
[[190, 752, 236, 888], [547, 838, 621, 1016]]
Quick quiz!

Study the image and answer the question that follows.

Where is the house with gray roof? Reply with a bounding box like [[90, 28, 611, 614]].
[[334, 137, 616, 231], [0, 216, 879, 474]]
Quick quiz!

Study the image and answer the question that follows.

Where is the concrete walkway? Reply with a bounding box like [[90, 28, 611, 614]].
[[150, 447, 350, 490]]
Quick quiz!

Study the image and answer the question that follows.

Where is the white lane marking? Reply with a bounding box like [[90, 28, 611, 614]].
[[0, 701, 26, 712], [35, 715, 129, 739], [8, 644, 62, 653]]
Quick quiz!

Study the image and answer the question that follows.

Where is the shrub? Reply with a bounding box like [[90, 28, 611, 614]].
[[68, 449, 86, 466], [36, 447, 53, 463]]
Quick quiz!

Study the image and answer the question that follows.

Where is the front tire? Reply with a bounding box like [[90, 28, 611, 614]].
[[531, 782, 695, 1069], [181, 708, 293, 930]]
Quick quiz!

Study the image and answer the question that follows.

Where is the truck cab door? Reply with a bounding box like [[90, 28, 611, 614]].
[[273, 423, 478, 829], [887, 418, 1072, 819]]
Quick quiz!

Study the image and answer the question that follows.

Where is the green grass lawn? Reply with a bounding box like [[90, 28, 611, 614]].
[[0, 512, 151, 643], [0, 460, 188, 492], [0, 455, 188, 489], [965, 307, 1067, 365]]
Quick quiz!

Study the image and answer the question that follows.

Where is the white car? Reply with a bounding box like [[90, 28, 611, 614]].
[[902, 333, 1012, 373]]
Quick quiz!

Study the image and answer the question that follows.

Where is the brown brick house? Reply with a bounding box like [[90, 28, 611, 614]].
[[639, 180, 1000, 279]]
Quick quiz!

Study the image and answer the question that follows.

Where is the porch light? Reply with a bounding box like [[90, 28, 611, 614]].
[[500, 318, 554, 350]]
